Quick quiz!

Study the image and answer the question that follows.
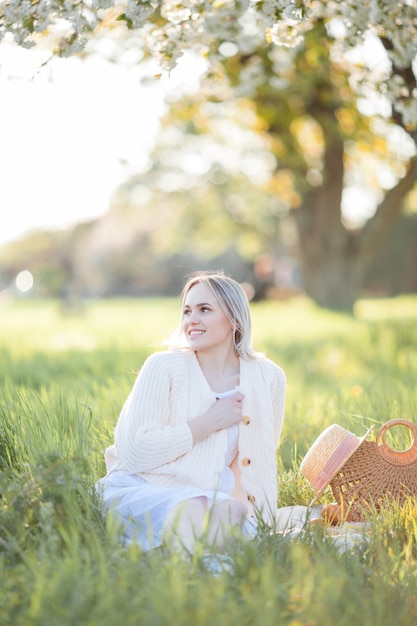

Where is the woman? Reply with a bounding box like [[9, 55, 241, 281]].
[[97, 270, 286, 552]]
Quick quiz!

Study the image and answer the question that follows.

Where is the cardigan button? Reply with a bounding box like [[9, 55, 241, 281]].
[[242, 415, 251, 426], [241, 457, 251, 467], [247, 494, 256, 504]]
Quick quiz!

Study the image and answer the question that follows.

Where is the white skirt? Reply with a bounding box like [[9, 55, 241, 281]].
[[96, 470, 257, 551]]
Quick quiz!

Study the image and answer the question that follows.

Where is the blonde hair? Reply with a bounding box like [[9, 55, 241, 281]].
[[169, 270, 260, 360]]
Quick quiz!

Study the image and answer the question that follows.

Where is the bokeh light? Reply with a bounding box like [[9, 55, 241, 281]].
[[15, 270, 34, 293]]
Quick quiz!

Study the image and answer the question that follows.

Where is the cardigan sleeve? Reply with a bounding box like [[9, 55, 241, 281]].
[[114, 351, 194, 473]]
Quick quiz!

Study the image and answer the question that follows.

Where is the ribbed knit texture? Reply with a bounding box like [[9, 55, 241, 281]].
[[105, 348, 286, 523]]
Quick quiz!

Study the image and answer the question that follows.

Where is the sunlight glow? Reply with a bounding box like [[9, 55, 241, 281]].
[[15, 270, 34, 293]]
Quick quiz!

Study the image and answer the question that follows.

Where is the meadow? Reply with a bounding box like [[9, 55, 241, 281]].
[[0, 294, 417, 625]]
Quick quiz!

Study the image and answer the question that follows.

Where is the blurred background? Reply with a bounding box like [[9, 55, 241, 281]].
[[1, 16, 416, 313]]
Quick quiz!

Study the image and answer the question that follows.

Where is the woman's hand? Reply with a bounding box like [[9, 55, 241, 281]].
[[188, 391, 245, 445], [320, 502, 353, 525], [207, 392, 245, 430]]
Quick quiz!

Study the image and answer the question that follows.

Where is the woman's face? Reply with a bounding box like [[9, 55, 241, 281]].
[[182, 282, 234, 352]]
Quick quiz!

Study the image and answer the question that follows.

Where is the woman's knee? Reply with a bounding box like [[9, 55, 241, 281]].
[[210, 499, 246, 530], [206, 499, 246, 548], [163, 497, 207, 549]]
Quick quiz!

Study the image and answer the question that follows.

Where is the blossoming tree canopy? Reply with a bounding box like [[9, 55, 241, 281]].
[[1, 1, 416, 128], [1, 1, 415, 67]]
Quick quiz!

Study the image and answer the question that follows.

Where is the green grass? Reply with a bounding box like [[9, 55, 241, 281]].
[[1, 294, 417, 625]]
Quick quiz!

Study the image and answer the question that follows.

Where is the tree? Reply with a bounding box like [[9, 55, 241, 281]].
[[121, 18, 417, 308], [2, 1, 416, 309]]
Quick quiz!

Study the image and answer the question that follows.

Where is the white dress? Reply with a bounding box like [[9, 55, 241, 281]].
[[96, 388, 254, 550]]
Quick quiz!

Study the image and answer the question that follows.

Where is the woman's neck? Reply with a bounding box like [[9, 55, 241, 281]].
[[194, 347, 240, 393]]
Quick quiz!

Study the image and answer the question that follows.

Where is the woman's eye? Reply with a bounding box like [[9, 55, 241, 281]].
[[183, 306, 211, 315]]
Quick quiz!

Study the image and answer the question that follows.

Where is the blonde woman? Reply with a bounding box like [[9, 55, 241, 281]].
[[98, 270, 287, 553]]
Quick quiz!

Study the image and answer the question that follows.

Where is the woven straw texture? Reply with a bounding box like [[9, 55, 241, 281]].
[[330, 419, 417, 522]]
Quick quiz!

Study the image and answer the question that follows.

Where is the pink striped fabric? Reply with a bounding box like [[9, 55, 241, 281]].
[[310, 432, 358, 491]]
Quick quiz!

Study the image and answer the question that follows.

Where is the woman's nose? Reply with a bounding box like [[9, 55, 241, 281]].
[[188, 310, 199, 322]]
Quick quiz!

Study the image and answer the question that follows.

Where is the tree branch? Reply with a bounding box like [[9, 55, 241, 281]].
[[380, 36, 417, 143], [357, 155, 417, 262]]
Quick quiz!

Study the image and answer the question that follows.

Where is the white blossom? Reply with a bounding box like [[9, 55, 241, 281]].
[[267, 22, 303, 48], [160, 0, 196, 25]]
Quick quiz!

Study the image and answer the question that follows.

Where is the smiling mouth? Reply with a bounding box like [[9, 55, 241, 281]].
[[189, 330, 205, 336]]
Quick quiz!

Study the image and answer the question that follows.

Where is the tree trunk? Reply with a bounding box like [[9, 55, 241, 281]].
[[290, 114, 363, 311], [291, 103, 417, 311], [299, 244, 362, 311], [294, 191, 362, 311], [292, 157, 417, 311]]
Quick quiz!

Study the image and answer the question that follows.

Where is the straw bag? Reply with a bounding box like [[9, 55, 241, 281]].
[[329, 419, 417, 521]]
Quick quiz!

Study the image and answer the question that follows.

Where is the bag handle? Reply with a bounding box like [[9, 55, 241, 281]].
[[376, 419, 417, 466]]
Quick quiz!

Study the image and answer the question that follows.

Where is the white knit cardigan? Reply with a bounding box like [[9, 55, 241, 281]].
[[105, 348, 286, 525]]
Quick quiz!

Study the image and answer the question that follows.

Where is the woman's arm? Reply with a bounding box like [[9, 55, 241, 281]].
[[114, 352, 194, 473]]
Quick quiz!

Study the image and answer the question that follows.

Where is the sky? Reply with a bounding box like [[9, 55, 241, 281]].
[[0, 38, 201, 248]]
